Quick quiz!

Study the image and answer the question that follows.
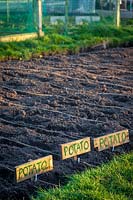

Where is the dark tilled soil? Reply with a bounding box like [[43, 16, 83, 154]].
[[0, 47, 133, 200]]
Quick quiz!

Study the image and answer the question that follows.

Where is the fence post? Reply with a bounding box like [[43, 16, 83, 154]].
[[65, 0, 69, 35], [6, 0, 10, 23], [125, 0, 127, 9], [33, 0, 37, 30], [116, 0, 121, 27], [130, 0, 133, 12], [37, 0, 44, 37]]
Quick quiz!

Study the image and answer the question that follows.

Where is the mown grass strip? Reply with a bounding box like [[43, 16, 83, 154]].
[[33, 152, 133, 200], [0, 23, 133, 61]]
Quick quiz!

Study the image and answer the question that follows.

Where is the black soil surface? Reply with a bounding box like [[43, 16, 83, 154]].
[[0, 47, 133, 200]]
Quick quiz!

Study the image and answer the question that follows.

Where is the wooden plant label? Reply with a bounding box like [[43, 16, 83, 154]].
[[61, 137, 91, 160], [16, 155, 53, 183], [94, 129, 129, 151]]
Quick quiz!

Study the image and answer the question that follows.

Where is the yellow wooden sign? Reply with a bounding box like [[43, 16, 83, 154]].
[[61, 137, 91, 160], [16, 155, 53, 183], [94, 129, 129, 151]]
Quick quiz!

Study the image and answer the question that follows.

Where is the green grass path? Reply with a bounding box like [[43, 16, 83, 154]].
[[0, 23, 133, 61], [33, 152, 133, 200]]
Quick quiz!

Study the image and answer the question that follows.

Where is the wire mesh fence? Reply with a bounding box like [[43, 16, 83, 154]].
[[0, 0, 132, 36], [0, 0, 37, 36], [42, 0, 117, 34]]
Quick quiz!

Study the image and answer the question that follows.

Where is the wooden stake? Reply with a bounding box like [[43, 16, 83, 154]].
[[74, 156, 80, 163], [74, 156, 78, 161]]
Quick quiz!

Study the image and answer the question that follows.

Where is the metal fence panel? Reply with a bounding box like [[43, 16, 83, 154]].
[[0, 0, 132, 36], [0, 0, 36, 36]]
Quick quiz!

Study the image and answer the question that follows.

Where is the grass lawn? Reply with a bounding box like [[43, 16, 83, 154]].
[[33, 152, 133, 200], [0, 22, 133, 61]]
